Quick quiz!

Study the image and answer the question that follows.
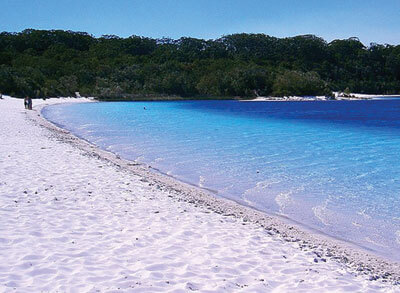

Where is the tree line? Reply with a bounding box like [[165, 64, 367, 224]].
[[0, 29, 399, 99]]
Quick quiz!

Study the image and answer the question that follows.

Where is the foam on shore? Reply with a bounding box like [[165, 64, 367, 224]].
[[0, 96, 399, 292]]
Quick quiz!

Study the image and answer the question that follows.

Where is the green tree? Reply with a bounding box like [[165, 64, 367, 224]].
[[273, 71, 331, 97]]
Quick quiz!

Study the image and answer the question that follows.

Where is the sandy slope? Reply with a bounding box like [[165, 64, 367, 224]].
[[0, 96, 398, 292]]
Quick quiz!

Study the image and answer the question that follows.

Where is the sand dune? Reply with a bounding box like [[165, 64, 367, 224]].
[[0, 96, 398, 292]]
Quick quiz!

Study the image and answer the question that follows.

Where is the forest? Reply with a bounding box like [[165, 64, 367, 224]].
[[0, 29, 399, 99]]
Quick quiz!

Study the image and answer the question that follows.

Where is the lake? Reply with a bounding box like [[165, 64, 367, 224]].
[[43, 100, 400, 260]]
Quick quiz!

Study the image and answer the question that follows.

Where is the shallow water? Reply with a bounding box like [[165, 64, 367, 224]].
[[43, 100, 400, 260]]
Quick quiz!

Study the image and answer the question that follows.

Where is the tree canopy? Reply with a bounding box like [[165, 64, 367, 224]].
[[0, 29, 399, 99]]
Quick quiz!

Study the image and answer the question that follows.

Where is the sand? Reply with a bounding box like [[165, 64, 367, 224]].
[[240, 93, 400, 102], [0, 96, 399, 292]]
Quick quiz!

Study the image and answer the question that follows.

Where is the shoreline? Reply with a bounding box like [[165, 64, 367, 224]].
[[33, 99, 400, 284], [240, 93, 400, 102], [41, 92, 400, 103]]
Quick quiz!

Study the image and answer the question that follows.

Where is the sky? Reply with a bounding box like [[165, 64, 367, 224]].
[[0, 0, 399, 45]]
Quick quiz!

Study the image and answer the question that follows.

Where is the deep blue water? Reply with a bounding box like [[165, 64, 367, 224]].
[[43, 100, 400, 260]]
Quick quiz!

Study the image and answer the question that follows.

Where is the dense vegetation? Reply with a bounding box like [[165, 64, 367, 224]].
[[1, 29, 399, 99]]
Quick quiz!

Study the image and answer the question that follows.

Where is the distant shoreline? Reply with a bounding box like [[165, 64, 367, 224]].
[[241, 93, 400, 102], [34, 93, 400, 102]]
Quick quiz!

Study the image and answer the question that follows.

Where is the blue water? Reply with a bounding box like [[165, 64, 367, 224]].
[[43, 100, 400, 260]]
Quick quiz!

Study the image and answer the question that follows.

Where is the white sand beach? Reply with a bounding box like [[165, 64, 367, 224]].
[[240, 93, 400, 102], [0, 96, 399, 292]]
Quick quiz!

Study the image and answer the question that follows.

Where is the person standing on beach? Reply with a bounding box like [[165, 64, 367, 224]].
[[25, 96, 32, 110]]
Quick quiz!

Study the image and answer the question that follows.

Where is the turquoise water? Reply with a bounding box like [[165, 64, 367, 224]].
[[43, 100, 400, 260]]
